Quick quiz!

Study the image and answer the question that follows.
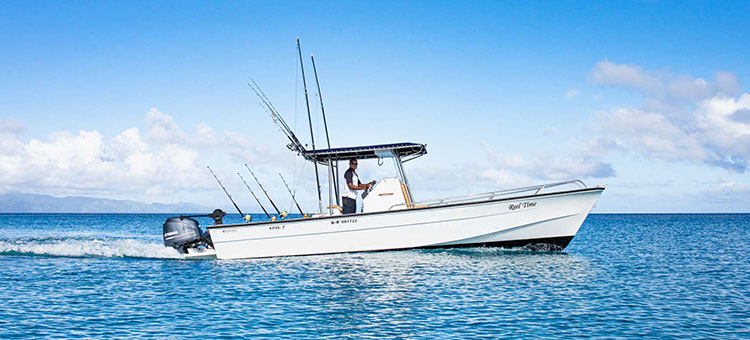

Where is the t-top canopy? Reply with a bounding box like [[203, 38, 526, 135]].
[[301, 142, 427, 165]]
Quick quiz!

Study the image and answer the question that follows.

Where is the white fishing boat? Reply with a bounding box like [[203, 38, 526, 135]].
[[160, 40, 605, 260], [166, 142, 604, 260]]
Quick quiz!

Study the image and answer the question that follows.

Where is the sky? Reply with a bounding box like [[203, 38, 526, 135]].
[[1, 0, 749, 213]]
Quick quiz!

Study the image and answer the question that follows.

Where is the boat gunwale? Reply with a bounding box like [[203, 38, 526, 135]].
[[207, 186, 604, 230]]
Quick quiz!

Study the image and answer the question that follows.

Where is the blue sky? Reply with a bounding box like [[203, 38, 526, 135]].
[[1, 1, 749, 212]]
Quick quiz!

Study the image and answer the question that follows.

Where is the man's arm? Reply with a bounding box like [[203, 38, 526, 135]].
[[345, 169, 375, 191], [348, 180, 375, 190]]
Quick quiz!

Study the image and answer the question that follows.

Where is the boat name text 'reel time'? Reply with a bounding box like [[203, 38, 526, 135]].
[[508, 201, 537, 211]]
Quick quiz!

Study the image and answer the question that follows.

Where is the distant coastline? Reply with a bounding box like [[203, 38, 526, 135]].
[[0, 193, 210, 214]]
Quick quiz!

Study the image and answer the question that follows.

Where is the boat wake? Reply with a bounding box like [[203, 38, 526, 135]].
[[0, 237, 182, 259]]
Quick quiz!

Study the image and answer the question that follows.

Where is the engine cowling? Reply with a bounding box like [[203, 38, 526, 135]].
[[163, 217, 205, 253]]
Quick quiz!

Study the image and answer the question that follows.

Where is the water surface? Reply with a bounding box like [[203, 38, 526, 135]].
[[1, 213, 748, 338]]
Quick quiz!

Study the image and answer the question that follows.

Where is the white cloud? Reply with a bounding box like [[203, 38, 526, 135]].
[[145, 108, 184, 144], [730, 108, 750, 124], [699, 180, 750, 204], [194, 123, 218, 147], [695, 94, 750, 170], [713, 180, 750, 193], [3, 130, 118, 191], [0, 110, 224, 198], [591, 60, 741, 101], [598, 108, 705, 162], [591, 60, 662, 94], [713, 71, 742, 97], [110, 127, 148, 159], [480, 141, 615, 186], [0, 108, 294, 205], [592, 60, 750, 172], [667, 75, 711, 100]]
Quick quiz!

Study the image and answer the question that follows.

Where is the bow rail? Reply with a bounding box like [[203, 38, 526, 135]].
[[388, 180, 587, 210]]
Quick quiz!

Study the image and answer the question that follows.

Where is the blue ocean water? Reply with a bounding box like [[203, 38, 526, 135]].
[[0, 213, 748, 339]]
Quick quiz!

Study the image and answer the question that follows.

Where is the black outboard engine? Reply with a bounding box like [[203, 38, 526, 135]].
[[162, 209, 225, 254], [163, 217, 208, 254]]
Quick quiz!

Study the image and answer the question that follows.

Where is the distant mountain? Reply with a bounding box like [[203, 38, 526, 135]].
[[0, 193, 211, 213]]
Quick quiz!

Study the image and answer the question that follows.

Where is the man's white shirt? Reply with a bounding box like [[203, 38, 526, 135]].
[[343, 169, 359, 199]]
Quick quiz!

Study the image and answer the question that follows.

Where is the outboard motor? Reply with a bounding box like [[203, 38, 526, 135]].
[[162, 209, 224, 254], [163, 217, 207, 254]]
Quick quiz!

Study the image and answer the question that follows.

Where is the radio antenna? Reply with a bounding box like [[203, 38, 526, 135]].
[[279, 173, 304, 215], [207, 166, 244, 216], [238, 173, 271, 219], [244, 164, 281, 215]]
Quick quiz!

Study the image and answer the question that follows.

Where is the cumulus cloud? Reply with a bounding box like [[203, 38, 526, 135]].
[[0, 110, 226, 197], [598, 108, 705, 162], [592, 60, 741, 101], [712, 180, 750, 193], [194, 123, 218, 147], [730, 108, 750, 124], [699, 180, 750, 203], [592, 60, 750, 172], [694, 95, 750, 171], [591, 61, 662, 94], [145, 108, 184, 143], [713, 71, 742, 97], [479, 141, 615, 186]]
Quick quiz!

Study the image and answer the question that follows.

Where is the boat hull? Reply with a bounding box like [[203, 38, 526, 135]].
[[207, 187, 604, 259]]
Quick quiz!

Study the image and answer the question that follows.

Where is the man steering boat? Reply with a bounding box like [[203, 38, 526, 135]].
[[342, 158, 375, 214]]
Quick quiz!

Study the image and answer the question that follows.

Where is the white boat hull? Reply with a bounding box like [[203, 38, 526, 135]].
[[207, 187, 604, 259]]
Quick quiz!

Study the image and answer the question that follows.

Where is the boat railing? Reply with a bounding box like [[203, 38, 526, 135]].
[[388, 179, 587, 210]]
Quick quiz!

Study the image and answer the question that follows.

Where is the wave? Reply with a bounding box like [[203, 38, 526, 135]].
[[0, 237, 182, 259]]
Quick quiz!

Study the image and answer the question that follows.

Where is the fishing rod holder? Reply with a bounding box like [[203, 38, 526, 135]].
[[180, 209, 227, 225]]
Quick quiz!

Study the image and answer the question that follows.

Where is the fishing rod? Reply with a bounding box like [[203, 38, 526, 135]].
[[244, 164, 281, 215], [310, 53, 340, 207], [207, 165, 244, 217], [297, 37, 323, 214], [279, 173, 304, 215], [238, 173, 271, 219], [248, 78, 305, 154], [310, 54, 332, 150]]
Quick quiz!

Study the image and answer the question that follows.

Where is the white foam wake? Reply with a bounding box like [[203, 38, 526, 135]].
[[0, 238, 182, 258]]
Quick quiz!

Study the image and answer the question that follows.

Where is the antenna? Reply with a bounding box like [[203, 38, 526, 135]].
[[279, 173, 304, 215], [207, 166, 244, 217], [238, 173, 271, 219], [244, 164, 281, 215], [297, 37, 323, 213]]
